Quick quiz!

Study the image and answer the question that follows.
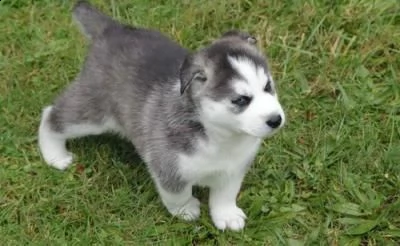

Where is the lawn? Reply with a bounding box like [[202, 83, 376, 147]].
[[1, 0, 400, 245]]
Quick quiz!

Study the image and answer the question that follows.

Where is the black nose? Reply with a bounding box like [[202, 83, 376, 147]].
[[266, 115, 282, 129]]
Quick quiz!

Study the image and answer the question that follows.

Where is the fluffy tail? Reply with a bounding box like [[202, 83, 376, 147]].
[[73, 1, 116, 40]]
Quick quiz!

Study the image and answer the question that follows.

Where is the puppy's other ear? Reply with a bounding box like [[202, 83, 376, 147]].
[[179, 54, 207, 95], [222, 30, 257, 45]]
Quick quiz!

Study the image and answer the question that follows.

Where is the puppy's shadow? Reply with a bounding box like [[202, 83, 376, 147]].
[[67, 134, 152, 192], [68, 134, 142, 166], [67, 134, 208, 202]]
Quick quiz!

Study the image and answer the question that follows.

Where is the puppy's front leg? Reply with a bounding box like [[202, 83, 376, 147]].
[[209, 172, 247, 231], [156, 182, 200, 221]]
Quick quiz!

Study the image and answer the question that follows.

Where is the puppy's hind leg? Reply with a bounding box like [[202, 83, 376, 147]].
[[38, 102, 119, 170], [39, 106, 73, 170]]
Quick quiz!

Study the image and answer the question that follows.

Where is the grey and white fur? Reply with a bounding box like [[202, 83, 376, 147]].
[[39, 1, 285, 231]]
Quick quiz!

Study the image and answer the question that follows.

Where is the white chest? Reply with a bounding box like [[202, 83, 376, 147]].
[[177, 135, 262, 184]]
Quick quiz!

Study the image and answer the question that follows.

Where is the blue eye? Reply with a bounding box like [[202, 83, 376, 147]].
[[264, 80, 272, 93], [232, 95, 252, 107]]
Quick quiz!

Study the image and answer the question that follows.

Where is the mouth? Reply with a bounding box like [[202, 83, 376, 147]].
[[259, 122, 287, 138]]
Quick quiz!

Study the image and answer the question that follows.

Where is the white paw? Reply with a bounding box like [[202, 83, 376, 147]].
[[168, 197, 201, 221], [46, 152, 73, 170], [211, 206, 247, 231]]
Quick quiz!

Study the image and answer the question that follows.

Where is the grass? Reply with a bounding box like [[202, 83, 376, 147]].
[[1, 0, 400, 244]]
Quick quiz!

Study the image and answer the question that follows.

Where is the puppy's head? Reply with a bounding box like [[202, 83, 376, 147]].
[[180, 30, 285, 138]]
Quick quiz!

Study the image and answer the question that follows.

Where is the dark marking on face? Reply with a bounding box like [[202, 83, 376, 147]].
[[263, 77, 277, 96], [199, 41, 269, 102], [230, 94, 253, 114]]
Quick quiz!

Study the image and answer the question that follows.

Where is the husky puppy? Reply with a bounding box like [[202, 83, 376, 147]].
[[38, 1, 285, 231]]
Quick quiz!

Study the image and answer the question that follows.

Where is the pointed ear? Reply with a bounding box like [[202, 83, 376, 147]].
[[179, 54, 207, 95], [222, 30, 257, 45]]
